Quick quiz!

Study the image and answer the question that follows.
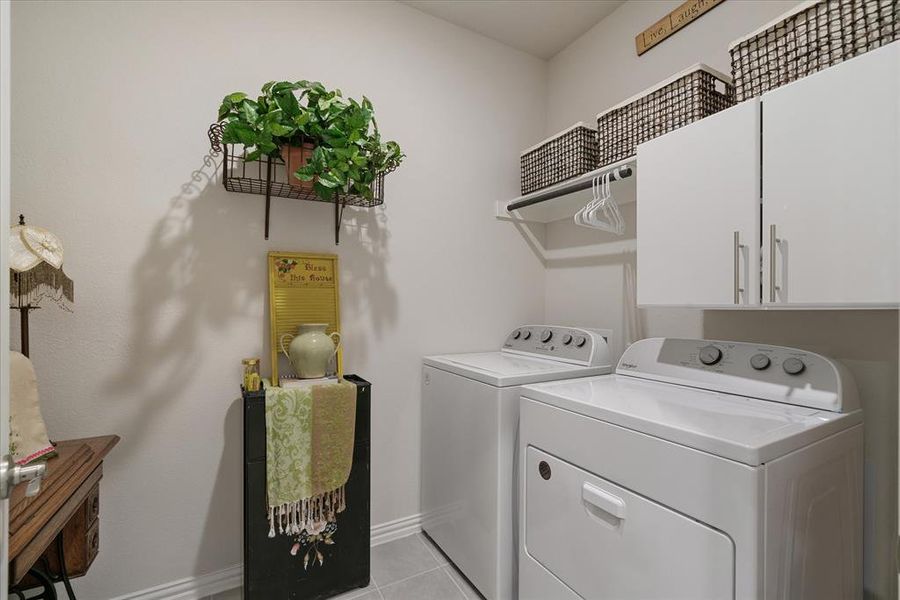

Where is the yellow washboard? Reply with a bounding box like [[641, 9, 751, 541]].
[[268, 251, 342, 386]]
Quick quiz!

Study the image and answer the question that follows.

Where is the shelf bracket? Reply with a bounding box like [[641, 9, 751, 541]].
[[264, 157, 273, 240], [334, 195, 347, 245]]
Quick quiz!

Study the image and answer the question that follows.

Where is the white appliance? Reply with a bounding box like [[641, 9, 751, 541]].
[[519, 337, 863, 600], [422, 326, 613, 600]]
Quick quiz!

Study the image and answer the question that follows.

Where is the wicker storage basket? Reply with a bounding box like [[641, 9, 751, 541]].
[[520, 123, 598, 195], [596, 65, 734, 168], [730, 0, 898, 102]]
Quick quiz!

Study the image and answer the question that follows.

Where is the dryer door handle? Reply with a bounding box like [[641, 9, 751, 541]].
[[582, 482, 626, 520]]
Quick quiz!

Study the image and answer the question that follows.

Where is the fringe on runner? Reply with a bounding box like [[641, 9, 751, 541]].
[[268, 485, 347, 538]]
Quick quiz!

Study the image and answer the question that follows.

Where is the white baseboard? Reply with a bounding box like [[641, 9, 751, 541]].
[[108, 514, 422, 600], [108, 564, 242, 600], [370, 512, 422, 546]]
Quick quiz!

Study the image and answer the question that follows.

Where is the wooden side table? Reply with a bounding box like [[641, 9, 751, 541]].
[[8, 435, 119, 599]]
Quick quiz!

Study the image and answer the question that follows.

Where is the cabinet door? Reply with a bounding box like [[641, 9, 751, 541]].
[[762, 42, 899, 306], [637, 100, 760, 307]]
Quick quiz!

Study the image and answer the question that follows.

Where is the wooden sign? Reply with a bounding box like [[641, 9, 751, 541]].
[[636, 0, 726, 56], [268, 251, 342, 385]]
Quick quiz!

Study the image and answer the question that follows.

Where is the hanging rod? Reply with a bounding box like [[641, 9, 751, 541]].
[[507, 163, 633, 212]]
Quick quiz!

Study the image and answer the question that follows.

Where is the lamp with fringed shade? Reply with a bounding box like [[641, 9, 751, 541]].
[[9, 215, 73, 357]]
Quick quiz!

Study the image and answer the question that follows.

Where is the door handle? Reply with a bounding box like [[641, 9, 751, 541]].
[[0, 455, 46, 500], [769, 224, 780, 303], [582, 482, 626, 520], [733, 231, 745, 304]]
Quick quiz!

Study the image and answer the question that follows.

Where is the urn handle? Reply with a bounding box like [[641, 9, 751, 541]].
[[330, 331, 342, 357], [279, 333, 295, 361]]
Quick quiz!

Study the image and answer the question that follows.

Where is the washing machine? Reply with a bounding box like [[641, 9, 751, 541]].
[[422, 325, 613, 600], [518, 337, 863, 600]]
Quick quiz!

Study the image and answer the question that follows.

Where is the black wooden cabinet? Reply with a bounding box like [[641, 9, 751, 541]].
[[243, 375, 371, 599]]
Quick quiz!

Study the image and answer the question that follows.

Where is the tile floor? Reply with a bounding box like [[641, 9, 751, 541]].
[[207, 532, 483, 600]]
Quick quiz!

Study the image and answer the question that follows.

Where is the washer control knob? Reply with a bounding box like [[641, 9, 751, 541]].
[[750, 353, 771, 370], [512, 330, 521, 340], [521, 330, 531, 340], [562, 334, 573, 345], [574, 335, 587, 348], [782, 357, 806, 375], [699, 345, 723, 365], [540, 329, 553, 343]]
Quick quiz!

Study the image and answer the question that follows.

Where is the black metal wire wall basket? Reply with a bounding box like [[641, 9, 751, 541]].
[[208, 122, 387, 244], [730, 0, 898, 103], [596, 66, 734, 168], [520, 124, 598, 196]]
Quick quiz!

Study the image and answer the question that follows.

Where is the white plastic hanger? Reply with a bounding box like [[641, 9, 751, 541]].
[[576, 171, 625, 235], [573, 176, 590, 226], [594, 172, 625, 235], [574, 174, 602, 227]]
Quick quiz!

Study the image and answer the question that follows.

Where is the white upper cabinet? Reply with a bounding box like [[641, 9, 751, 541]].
[[637, 100, 761, 307], [762, 42, 899, 307], [637, 41, 899, 308]]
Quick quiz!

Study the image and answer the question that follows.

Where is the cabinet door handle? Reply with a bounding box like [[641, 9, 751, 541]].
[[733, 231, 744, 304], [769, 224, 778, 303]]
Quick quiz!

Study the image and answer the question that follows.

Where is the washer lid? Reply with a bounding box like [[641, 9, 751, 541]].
[[423, 352, 610, 387], [521, 375, 862, 465]]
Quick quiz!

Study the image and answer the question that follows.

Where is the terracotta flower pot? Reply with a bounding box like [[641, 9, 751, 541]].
[[281, 143, 316, 190]]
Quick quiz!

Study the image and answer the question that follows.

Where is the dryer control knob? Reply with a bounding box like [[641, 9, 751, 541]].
[[699, 345, 722, 365], [574, 335, 587, 347], [562, 334, 573, 345], [512, 330, 521, 340], [750, 353, 771, 370], [522, 330, 531, 340], [540, 329, 553, 343], [782, 357, 805, 375]]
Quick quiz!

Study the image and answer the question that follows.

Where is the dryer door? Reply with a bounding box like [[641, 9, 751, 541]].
[[524, 447, 734, 600]]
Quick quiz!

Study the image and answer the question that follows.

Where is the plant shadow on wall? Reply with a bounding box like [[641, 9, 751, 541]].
[[337, 205, 396, 368], [102, 149, 262, 461]]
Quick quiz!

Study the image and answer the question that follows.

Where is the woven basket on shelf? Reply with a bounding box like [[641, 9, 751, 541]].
[[596, 65, 734, 168], [520, 123, 598, 195], [730, 0, 899, 102]]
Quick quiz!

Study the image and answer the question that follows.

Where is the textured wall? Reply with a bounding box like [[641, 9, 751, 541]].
[[10, 1, 546, 597]]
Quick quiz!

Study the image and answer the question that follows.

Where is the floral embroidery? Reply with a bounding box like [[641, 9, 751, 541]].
[[291, 520, 338, 568]]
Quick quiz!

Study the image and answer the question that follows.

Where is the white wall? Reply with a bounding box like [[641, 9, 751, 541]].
[[10, 1, 546, 597], [541, 2, 898, 599]]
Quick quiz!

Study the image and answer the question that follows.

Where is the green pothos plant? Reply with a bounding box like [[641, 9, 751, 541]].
[[217, 80, 404, 201]]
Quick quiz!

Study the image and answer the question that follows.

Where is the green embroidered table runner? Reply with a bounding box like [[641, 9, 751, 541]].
[[265, 380, 357, 538]]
